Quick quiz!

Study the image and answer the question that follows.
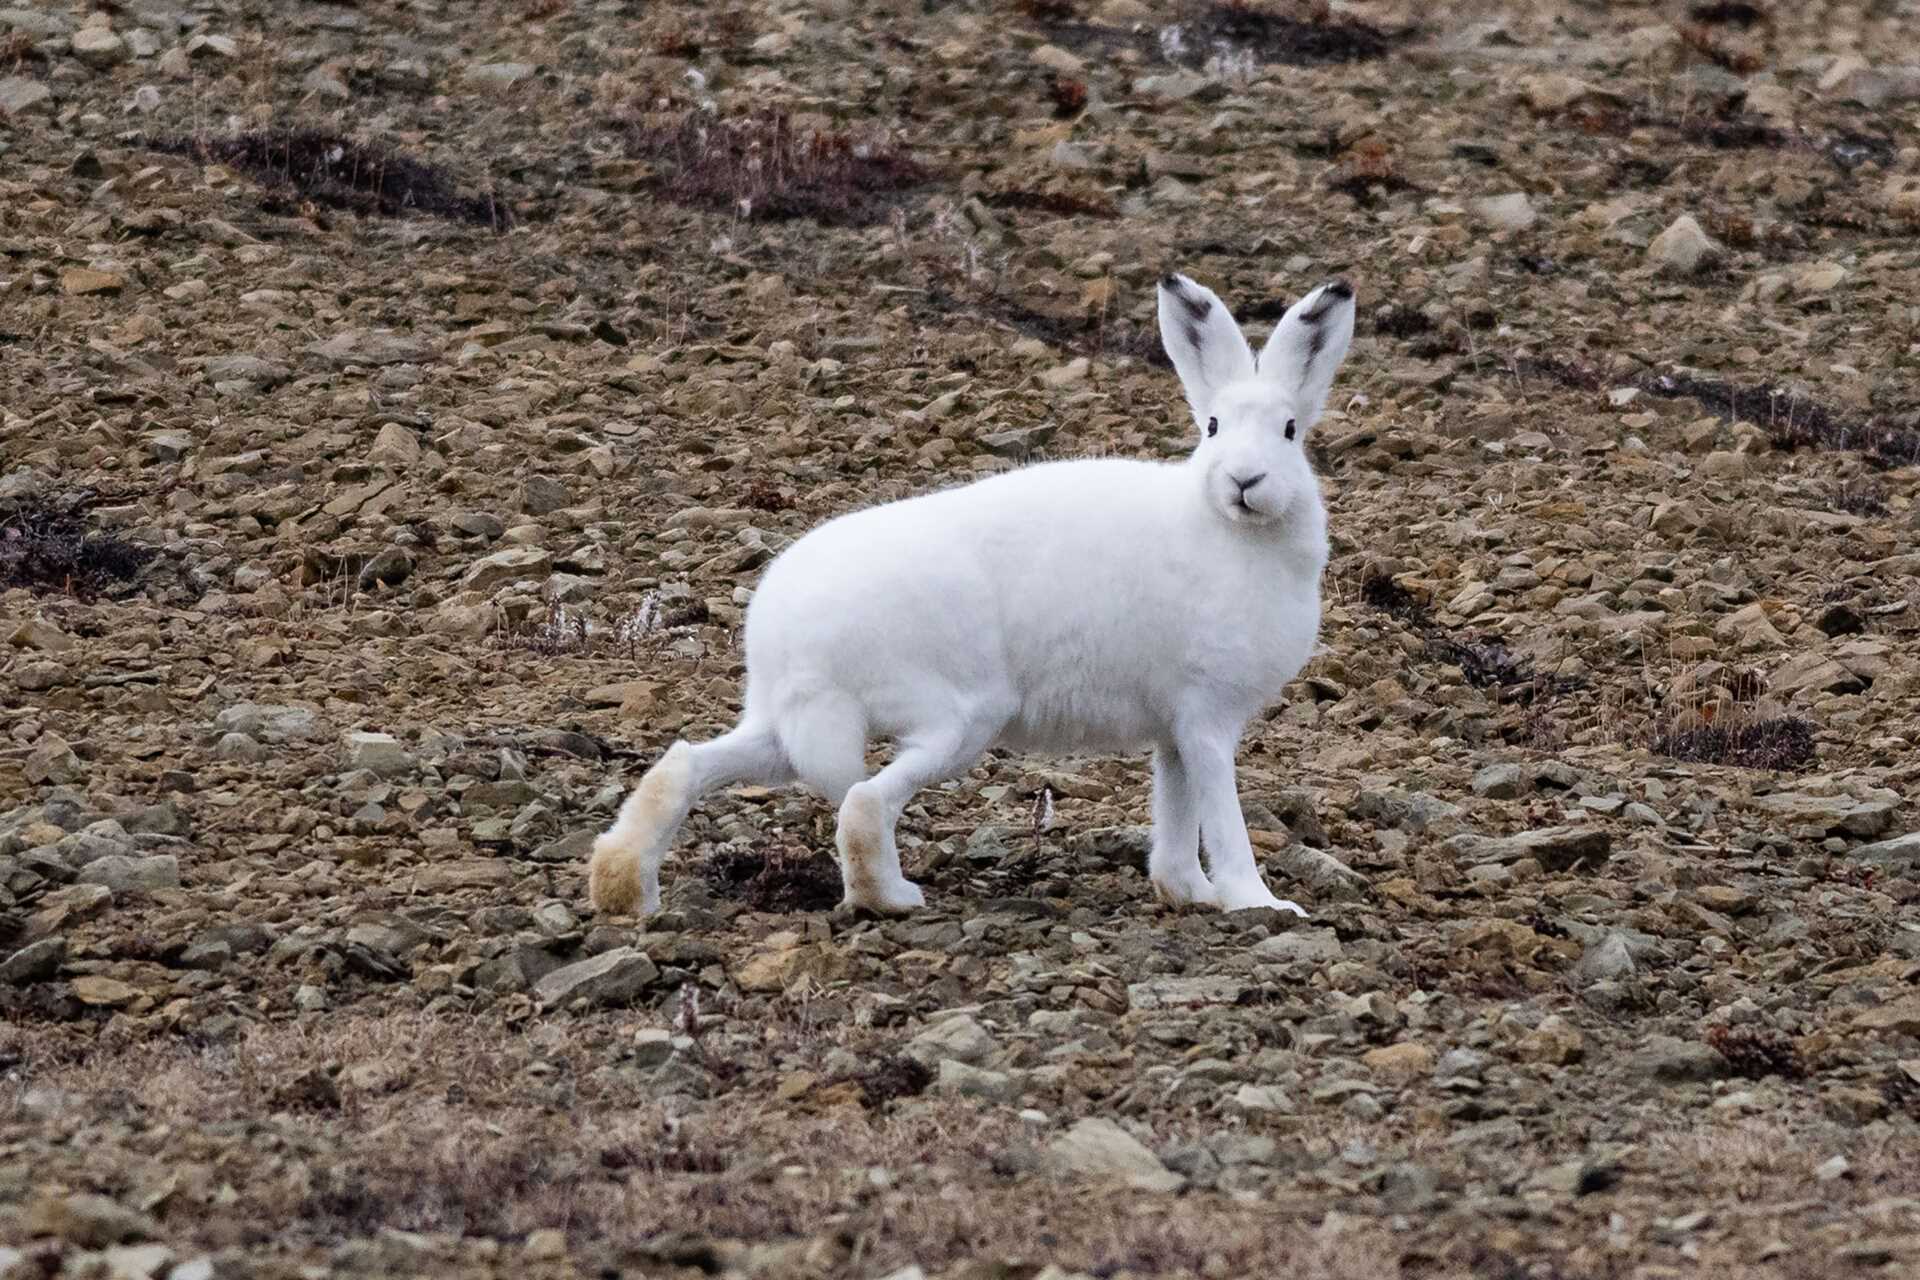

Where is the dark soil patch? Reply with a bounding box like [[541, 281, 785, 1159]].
[[1359, 573, 1579, 702], [1374, 306, 1434, 339], [838, 1055, 932, 1109], [0, 491, 155, 600], [149, 130, 511, 229], [1651, 717, 1816, 771], [1167, 4, 1400, 67], [1515, 357, 1920, 471], [1688, 2, 1768, 27], [702, 843, 844, 913], [915, 286, 1170, 369], [1047, 2, 1402, 73], [980, 187, 1118, 220], [624, 110, 930, 227]]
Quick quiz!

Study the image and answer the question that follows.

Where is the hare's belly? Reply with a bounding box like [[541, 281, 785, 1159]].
[[997, 675, 1164, 754]]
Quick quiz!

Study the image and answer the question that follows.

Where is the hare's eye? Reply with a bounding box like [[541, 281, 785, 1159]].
[[1284, 418, 1297, 441], [1206, 417, 1218, 438]]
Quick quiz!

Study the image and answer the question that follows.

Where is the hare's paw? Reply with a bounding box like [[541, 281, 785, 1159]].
[[835, 788, 926, 914], [1214, 878, 1308, 918], [1151, 868, 1219, 909]]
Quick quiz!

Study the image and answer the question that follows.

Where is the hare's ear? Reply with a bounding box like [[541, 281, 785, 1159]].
[[1258, 279, 1356, 430], [1159, 273, 1256, 425]]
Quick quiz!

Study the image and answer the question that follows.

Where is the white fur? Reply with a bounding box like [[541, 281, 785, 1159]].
[[589, 274, 1357, 919]]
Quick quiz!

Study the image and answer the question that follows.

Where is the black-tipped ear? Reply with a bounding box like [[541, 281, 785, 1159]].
[[1158, 273, 1256, 425], [1258, 279, 1356, 429]]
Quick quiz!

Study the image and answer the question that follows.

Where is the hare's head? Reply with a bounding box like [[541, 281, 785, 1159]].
[[1157, 273, 1356, 528]]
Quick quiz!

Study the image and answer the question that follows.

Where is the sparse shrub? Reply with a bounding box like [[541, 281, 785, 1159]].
[[703, 842, 842, 912], [1048, 75, 1089, 117], [1705, 1023, 1802, 1079], [0, 490, 155, 599], [1652, 716, 1815, 771], [624, 109, 929, 226], [149, 129, 511, 229], [519, 606, 591, 656]]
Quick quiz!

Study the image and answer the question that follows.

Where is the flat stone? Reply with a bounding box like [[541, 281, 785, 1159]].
[[463, 547, 553, 591], [1126, 975, 1247, 1011], [62, 268, 126, 295], [1439, 825, 1609, 871], [0, 937, 65, 985], [1853, 994, 1920, 1037], [464, 62, 534, 89], [76, 854, 180, 895], [213, 702, 326, 743], [532, 947, 658, 1008], [1847, 831, 1920, 875], [1754, 790, 1897, 838], [343, 731, 414, 777], [1042, 1118, 1184, 1192], [0, 76, 53, 117], [72, 27, 130, 67], [905, 1013, 998, 1066], [309, 329, 434, 367], [1252, 927, 1344, 965]]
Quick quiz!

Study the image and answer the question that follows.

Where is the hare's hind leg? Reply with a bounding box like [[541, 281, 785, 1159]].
[[836, 722, 993, 914], [589, 722, 791, 916]]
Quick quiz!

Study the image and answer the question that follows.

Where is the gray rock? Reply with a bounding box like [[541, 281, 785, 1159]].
[[1126, 976, 1247, 1011], [71, 27, 130, 68], [1848, 831, 1920, 875], [519, 476, 571, 516], [463, 547, 553, 591], [77, 854, 181, 895], [358, 545, 414, 588], [1754, 789, 1897, 839], [213, 702, 325, 743], [1351, 788, 1462, 832], [1, 937, 65, 985], [1042, 1117, 1184, 1192], [1439, 825, 1609, 871], [464, 61, 534, 89], [1471, 763, 1530, 799], [1253, 927, 1344, 965], [215, 732, 268, 762], [1226, 1083, 1296, 1116], [0, 9, 73, 37], [1629, 1035, 1722, 1082], [531, 829, 597, 863], [1574, 932, 1636, 985], [343, 731, 414, 777], [531, 946, 658, 1007], [935, 1059, 1017, 1102], [204, 354, 290, 386], [905, 1013, 998, 1066], [1647, 214, 1719, 275], [309, 329, 433, 367], [0, 76, 53, 117]]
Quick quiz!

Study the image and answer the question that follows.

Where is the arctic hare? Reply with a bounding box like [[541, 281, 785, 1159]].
[[591, 272, 1355, 919]]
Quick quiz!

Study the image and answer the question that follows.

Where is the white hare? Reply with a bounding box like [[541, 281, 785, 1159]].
[[590, 272, 1355, 919]]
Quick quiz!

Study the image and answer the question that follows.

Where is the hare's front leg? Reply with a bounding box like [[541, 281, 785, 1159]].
[[1180, 731, 1308, 918], [1148, 747, 1215, 907]]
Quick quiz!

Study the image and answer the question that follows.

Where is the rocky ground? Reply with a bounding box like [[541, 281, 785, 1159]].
[[4, 0, 1920, 1276]]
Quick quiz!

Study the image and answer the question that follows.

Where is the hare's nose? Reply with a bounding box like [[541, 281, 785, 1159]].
[[1232, 472, 1266, 495]]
